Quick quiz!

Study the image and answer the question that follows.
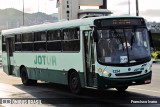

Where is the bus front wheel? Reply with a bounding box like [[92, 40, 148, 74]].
[[20, 67, 37, 86], [116, 86, 128, 92], [69, 72, 81, 94]]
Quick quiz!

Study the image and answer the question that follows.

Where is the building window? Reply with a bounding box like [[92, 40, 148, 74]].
[[66, 11, 70, 13]]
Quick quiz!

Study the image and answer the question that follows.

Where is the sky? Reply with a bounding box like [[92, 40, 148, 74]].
[[0, 0, 160, 22]]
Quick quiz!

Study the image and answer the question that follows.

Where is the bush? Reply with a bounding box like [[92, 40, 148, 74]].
[[151, 51, 160, 60]]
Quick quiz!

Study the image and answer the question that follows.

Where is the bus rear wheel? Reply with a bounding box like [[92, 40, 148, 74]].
[[20, 67, 37, 86], [116, 86, 128, 92], [69, 72, 81, 94]]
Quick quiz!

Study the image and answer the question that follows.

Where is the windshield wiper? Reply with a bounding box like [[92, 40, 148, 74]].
[[130, 29, 135, 50]]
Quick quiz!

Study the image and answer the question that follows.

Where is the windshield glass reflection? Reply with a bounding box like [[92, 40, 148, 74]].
[[97, 28, 151, 64]]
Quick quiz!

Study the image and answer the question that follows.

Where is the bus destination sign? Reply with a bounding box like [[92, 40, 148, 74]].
[[95, 18, 145, 27], [112, 19, 131, 25]]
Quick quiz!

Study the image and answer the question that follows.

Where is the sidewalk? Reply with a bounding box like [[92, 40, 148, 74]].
[[0, 67, 21, 85]]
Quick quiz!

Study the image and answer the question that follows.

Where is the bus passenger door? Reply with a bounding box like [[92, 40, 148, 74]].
[[83, 31, 96, 87], [6, 37, 14, 75]]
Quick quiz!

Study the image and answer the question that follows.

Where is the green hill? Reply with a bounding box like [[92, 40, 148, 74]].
[[0, 8, 58, 30]]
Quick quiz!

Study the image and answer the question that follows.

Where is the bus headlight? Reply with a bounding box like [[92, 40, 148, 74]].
[[103, 71, 108, 76], [147, 65, 152, 71]]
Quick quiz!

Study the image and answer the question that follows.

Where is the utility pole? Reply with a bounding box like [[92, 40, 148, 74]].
[[136, 0, 139, 16], [38, 0, 39, 12], [22, 0, 24, 25], [99, 0, 107, 9], [128, 0, 130, 15]]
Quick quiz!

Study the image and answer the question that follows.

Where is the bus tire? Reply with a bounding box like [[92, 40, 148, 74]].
[[20, 67, 37, 86], [116, 86, 128, 92], [69, 72, 81, 94]]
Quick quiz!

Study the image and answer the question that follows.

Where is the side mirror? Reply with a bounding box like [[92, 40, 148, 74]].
[[93, 30, 98, 42]]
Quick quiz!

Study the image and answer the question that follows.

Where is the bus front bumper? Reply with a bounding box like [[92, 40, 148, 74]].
[[97, 71, 152, 89]]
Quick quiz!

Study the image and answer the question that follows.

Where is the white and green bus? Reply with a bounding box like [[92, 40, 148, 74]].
[[1, 16, 152, 93]]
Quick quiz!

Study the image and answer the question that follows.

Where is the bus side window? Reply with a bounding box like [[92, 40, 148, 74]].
[[62, 28, 80, 52], [21, 33, 33, 51], [63, 29, 69, 40], [34, 31, 46, 51], [47, 30, 61, 51], [15, 34, 22, 51], [2, 36, 6, 52]]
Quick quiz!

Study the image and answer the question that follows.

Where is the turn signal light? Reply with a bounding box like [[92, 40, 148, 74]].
[[98, 68, 102, 73]]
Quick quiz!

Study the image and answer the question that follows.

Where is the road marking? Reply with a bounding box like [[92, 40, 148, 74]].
[[129, 87, 160, 94]]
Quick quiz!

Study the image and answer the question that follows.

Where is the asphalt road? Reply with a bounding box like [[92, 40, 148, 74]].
[[0, 64, 160, 107]]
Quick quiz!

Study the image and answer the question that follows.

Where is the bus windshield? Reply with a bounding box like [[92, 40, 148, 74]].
[[97, 28, 151, 65]]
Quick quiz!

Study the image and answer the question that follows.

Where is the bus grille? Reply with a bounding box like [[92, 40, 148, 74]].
[[115, 71, 142, 76]]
